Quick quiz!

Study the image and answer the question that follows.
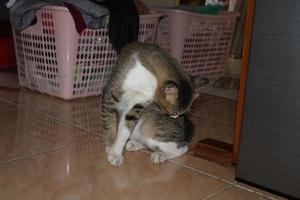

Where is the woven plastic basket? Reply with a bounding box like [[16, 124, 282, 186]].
[[13, 6, 161, 99], [156, 9, 239, 76]]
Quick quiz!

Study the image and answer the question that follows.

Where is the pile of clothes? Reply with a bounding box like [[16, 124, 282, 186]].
[[7, 0, 150, 52]]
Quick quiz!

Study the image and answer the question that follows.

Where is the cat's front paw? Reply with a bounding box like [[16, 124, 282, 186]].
[[107, 152, 124, 166], [151, 151, 168, 164], [126, 140, 145, 151]]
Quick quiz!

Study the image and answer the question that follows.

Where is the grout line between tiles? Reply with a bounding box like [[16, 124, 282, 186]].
[[190, 115, 235, 126], [202, 184, 235, 200], [0, 145, 70, 165], [0, 137, 103, 166], [140, 150, 279, 200], [0, 98, 280, 200], [169, 158, 236, 185], [234, 184, 279, 200], [0, 97, 104, 137], [0, 97, 236, 184], [140, 149, 236, 185]]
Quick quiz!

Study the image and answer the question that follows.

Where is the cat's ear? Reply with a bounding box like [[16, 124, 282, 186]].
[[162, 80, 179, 105]]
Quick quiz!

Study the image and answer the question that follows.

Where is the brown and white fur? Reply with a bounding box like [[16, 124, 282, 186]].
[[101, 42, 197, 166], [126, 102, 195, 164]]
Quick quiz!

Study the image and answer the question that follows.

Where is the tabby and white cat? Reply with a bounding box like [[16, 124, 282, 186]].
[[126, 102, 195, 164], [101, 42, 197, 166]]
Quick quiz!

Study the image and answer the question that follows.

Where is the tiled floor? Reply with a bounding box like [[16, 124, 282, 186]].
[[0, 86, 286, 199], [190, 94, 237, 145]]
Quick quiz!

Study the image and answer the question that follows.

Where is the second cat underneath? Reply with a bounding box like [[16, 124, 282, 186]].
[[126, 102, 195, 163]]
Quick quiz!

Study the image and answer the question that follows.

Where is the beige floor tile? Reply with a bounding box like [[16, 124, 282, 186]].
[[173, 151, 236, 182], [0, 100, 16, 113], [0, 89, 19, 104], [209, 186, 281, 200], [0, 83, 239, 199], [0, 139, 230, 200], [171, 94, 236, 182], [190, 93, 236, 145], [192, 94, 237, 126], [0, 90, 237, 143], [0, 72, 19, 90], [0, 105, 101, 163], [191, 117, 235, 145], [0, 88, 237, 179], [0, 89, 103, 135]]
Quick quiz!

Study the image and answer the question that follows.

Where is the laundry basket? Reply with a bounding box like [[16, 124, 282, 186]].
[[156, 9, 239, 76], [13, 6, 161, 100]]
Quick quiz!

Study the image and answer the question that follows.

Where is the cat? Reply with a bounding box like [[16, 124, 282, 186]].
[[101, 42, 197, 166], [126, 102, 195, 164]]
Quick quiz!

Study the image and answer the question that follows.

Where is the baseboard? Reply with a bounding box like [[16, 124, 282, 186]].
[[236, 177, 299, 200]]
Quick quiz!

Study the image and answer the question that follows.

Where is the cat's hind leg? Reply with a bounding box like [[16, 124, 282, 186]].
[[106, 113, 131, 166], [149, 141, 188, 164], [107, 101, 149, 166], [126, 140, 145, 151]]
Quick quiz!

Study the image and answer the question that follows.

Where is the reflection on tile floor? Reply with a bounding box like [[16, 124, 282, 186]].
[[0, 139, 228, 200], [208, 186, 271, 200], [0, 88, 286, 199], [0, 102, 100, 163], [190, 93, 237, 145]]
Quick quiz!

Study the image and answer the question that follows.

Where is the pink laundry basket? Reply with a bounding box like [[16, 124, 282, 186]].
[[13, 6, 161, 100], [155, 9, 239, 76]]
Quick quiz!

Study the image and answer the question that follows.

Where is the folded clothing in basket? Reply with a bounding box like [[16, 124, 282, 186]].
[[7, 0, 109, 31], [8, 0, 141, 53], [196, 5, 226, 15], [168, 5, 226, 15]]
